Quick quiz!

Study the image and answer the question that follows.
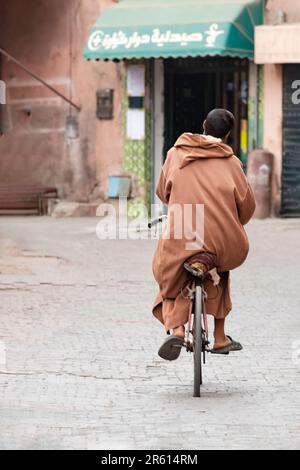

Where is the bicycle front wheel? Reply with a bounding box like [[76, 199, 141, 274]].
[[193, 285, 203, 398]]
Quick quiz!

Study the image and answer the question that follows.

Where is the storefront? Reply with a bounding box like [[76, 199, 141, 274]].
[[282, 64, 300, 216], [84, 0, 264, 209], [256, 22, 300, 216], [162, 57, 249, 160]]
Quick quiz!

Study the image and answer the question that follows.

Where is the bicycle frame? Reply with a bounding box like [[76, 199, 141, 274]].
[[185, 278, 209, 354]]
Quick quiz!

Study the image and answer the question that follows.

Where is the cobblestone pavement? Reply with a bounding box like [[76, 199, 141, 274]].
[[0, 216, 300, 450]]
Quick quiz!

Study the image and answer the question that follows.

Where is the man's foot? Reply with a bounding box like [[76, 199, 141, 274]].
[[213, 336, 232, 350], [210, 336, 243, 355], [158, 335, 184, 361], [158, 326, 185, 361]]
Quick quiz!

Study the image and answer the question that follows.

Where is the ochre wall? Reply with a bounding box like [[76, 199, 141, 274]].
[[263, 64, 283, 215], [0, 0, 123, 201]]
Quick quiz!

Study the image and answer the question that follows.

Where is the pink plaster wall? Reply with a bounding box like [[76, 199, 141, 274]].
[[0, 0, 123, 201], [264, 1, 300, 214], [266, 0, 300, 23], [263, 64, 283, 215]]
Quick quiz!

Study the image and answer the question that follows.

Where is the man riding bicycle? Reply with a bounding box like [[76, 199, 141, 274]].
[[152, 109, 256, 360]]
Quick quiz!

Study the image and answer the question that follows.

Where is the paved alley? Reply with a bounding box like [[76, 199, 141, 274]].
[[0, 216, 300, 450]]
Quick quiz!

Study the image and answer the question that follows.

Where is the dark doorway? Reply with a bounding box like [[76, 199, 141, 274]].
[[164, 57, 249, 160]]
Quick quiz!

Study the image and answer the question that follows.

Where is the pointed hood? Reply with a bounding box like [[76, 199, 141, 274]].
[[174, 133, 234, 168]]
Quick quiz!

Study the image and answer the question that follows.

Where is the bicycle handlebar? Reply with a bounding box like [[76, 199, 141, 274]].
[[148, 215, 167, 229]]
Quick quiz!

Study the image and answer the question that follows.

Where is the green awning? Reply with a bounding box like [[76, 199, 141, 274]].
[[84, 0, 263, 61]]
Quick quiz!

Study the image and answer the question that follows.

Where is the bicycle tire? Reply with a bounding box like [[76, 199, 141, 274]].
[[193, 285, 203, 398]]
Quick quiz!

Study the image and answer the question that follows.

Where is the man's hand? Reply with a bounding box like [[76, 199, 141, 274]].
[[209, 268, 221, 286]]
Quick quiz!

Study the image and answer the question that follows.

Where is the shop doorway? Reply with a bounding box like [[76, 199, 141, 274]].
[[282, 64, 300, 217], [164, 57, 249, 160]]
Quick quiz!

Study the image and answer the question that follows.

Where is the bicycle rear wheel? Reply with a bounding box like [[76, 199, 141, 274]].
[[193, 285, 203, 398]]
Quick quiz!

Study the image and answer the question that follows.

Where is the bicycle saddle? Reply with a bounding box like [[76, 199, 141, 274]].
[[184, 262, 205, 278], [184, 252, 217, 278]]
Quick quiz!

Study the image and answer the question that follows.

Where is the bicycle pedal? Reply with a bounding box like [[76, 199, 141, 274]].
[[184, 342, 193, 352]]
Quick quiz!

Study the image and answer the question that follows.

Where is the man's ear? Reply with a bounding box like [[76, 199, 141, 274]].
[[223, 132, 230, 143]]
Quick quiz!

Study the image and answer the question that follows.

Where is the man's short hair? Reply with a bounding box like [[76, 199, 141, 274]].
[[205, 109, 235, 139]]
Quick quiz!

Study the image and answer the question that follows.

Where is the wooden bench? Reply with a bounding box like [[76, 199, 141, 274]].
[[0, 185, 58, 215]]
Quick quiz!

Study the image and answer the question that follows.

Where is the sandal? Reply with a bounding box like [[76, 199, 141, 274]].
[[209, 336, 243, 355], [158, 335, 184, 361]]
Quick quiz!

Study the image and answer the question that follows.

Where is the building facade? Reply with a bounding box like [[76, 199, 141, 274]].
[[84, 0, 265, 216], [0, 0, 123, 203], [1, 0, 300, 218], [256, 0, 300, 216]]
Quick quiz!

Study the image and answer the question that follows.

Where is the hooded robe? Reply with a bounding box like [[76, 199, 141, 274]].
[[152, 133, 256, 331]]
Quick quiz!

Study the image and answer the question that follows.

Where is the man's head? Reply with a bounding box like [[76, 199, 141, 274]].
[[203, 109, 235, 141]]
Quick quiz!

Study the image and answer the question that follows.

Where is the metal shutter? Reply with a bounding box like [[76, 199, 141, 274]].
[[282, 64, 300, 217]]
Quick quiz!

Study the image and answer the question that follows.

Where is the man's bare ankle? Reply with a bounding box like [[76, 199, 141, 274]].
[[173, 326, 185, 337], [214, 336, 231, 348], [214, 333, 227, 342]]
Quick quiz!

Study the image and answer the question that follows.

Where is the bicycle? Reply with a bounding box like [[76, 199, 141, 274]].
[[183, 263, 210, 398], [149, 216, 210, 398]]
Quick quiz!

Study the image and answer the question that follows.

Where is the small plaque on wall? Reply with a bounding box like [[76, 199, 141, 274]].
[[127, 65, 145, 97], [126, 109, 145, 140], [96, 89, 114, 119]]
